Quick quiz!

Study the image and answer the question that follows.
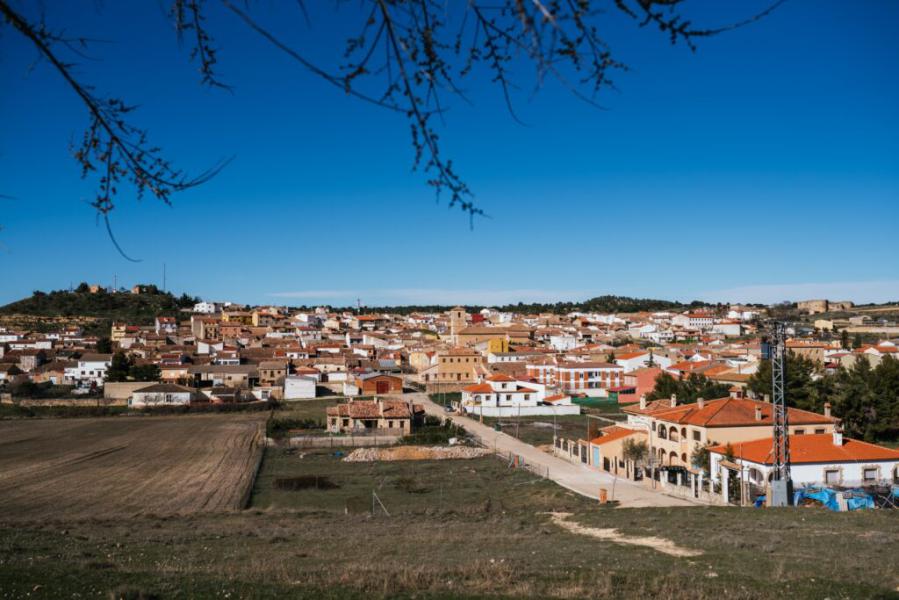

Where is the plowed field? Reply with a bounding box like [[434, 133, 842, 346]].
[[0, 413, 265, 520]]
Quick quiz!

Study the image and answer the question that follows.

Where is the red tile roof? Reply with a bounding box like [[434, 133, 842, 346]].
[[589, 426, 646, 446], [709, 434, 899, 464], [650, 397, 836, 428], [462, 383, 493, 393]]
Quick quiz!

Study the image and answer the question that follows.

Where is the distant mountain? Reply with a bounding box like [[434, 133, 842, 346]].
[[351, 295, 706, 315]]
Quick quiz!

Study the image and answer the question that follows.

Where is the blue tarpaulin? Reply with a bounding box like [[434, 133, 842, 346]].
[[794, 487, 875, 512]]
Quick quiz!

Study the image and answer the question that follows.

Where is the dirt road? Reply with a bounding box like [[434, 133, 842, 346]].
[[413, 394, 694, 508]]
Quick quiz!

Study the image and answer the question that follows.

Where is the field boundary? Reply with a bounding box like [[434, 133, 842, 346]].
[[240, 420, 268, 509]]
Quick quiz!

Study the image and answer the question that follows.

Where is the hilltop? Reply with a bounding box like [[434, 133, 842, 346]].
[[0, 284, 197, 336], [341, 295, 707, 315]]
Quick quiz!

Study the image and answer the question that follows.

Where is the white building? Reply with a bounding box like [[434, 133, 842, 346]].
[[64, 353, 112, 387], [155, 316, 177, 335], [712, 321, 743, 337], [709, 432, 899, 489], [549, 334, 577, 351], [193, 301, 218, 314], [129, 383, 195, 407], [460, 374, 580, 417], [284, 376, 317, 399]]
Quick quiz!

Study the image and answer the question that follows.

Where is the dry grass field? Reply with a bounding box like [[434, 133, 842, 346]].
[[0, 413, 265, 520], [1, 416, 898, 598]]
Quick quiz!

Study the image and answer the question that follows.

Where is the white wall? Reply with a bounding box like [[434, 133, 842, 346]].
[[284, 376, 317, 399], [464, 404, 581, 417]]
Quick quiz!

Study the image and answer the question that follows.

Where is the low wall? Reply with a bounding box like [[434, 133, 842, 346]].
[[283, 435, 402, 448], [424, 383, 468, 393], [464, 405, 581, 417], [13, 397, 128, 407]]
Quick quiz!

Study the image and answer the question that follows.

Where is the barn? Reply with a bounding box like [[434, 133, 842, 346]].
[[354, 373, 404, 395]]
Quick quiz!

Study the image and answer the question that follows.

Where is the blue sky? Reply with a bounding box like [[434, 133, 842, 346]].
[[1, 1, 897, 307]]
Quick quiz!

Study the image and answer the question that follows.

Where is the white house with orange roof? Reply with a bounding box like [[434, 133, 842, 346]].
[[709, 431, 899, 489], [460, 374, 579, 417]]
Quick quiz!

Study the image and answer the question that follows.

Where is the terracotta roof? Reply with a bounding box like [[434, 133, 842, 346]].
[[614, 351, 648, 360], [667, 360, 712, 373], [709, 434, 899, 464], [326, 399, 422, 419], [650, 397, 837, 428], [133, 383, 194, 394], [485, 373, 515, 382], [622, 398, 673, 415], [543, 394, 570, 404], [557, 361, 620, 369], [589, 426, 646, 446], [462, 383, 493, 393]]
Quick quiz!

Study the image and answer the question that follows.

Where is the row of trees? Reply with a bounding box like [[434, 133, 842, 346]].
[[748, 354, 899, 443], [646, 372, 732, 405]]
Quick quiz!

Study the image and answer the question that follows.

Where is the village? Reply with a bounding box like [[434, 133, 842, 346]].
[[3, 286, 898, 511]]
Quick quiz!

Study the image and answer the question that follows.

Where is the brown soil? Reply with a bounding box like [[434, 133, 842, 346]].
[[0, 413, 266, 520]]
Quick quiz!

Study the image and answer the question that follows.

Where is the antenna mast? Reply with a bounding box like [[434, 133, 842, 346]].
[[765, 321, 793, 506]]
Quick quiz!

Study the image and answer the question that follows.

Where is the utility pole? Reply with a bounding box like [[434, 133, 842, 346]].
[[162, 263, 167, 293], [764, 321, 793, 506]]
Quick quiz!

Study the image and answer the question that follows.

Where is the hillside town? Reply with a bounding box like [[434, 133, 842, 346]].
[[3, 286, 898, 510]]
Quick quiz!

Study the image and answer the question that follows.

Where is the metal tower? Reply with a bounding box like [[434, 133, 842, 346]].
[[764, 321, 793, 506]]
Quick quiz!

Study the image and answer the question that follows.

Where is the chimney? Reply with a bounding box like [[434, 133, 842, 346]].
[[670, 393, 678, 407], [697, 397, 705, 409], [824, 402, 832, 418], [754, 405, 763, 421], [763, 394, 771, 404], [832, 428, 843, 446], [639, 394, 647, 410]]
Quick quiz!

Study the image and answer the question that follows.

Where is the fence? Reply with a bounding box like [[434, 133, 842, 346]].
[[492, 448, 551, 480]]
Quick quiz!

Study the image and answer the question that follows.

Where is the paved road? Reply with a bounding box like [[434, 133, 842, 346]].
[[411, 394, 694, 508]]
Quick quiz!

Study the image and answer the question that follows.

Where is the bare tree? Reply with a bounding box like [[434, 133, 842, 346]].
[[1, 0, 783, 246]]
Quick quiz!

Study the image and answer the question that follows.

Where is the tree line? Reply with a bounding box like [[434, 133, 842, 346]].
[[748, 353, 899, 443]]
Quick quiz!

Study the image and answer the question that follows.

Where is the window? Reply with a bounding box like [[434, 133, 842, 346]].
[[794, 429, 805, 435], [863, 467, 878, 482], [692, 430, 701, 441], [814, 428, 826, 434], [824, 469, 840, 485]]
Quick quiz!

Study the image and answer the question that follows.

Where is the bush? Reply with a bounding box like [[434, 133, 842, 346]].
[[267, 417, 324, 437], [10, 381, 77, 399], [402, 418, 467, 445], [273, 475, 339, 491]]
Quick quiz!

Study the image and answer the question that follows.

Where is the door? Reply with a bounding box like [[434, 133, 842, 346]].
[[376, 381, 390, 394]]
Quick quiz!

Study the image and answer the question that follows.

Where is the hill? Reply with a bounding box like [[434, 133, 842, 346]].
[[0, 285, 197, 335], [355, 295, 704, 315]]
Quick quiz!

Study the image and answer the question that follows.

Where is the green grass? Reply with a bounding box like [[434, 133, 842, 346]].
[[251, 446, 583, 515], [0, 403, 129, 419], [429, 392, 462, 406], [2, 441, 897, 599], [479, 412, 625, 447], [267, 399, 341, 437]]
